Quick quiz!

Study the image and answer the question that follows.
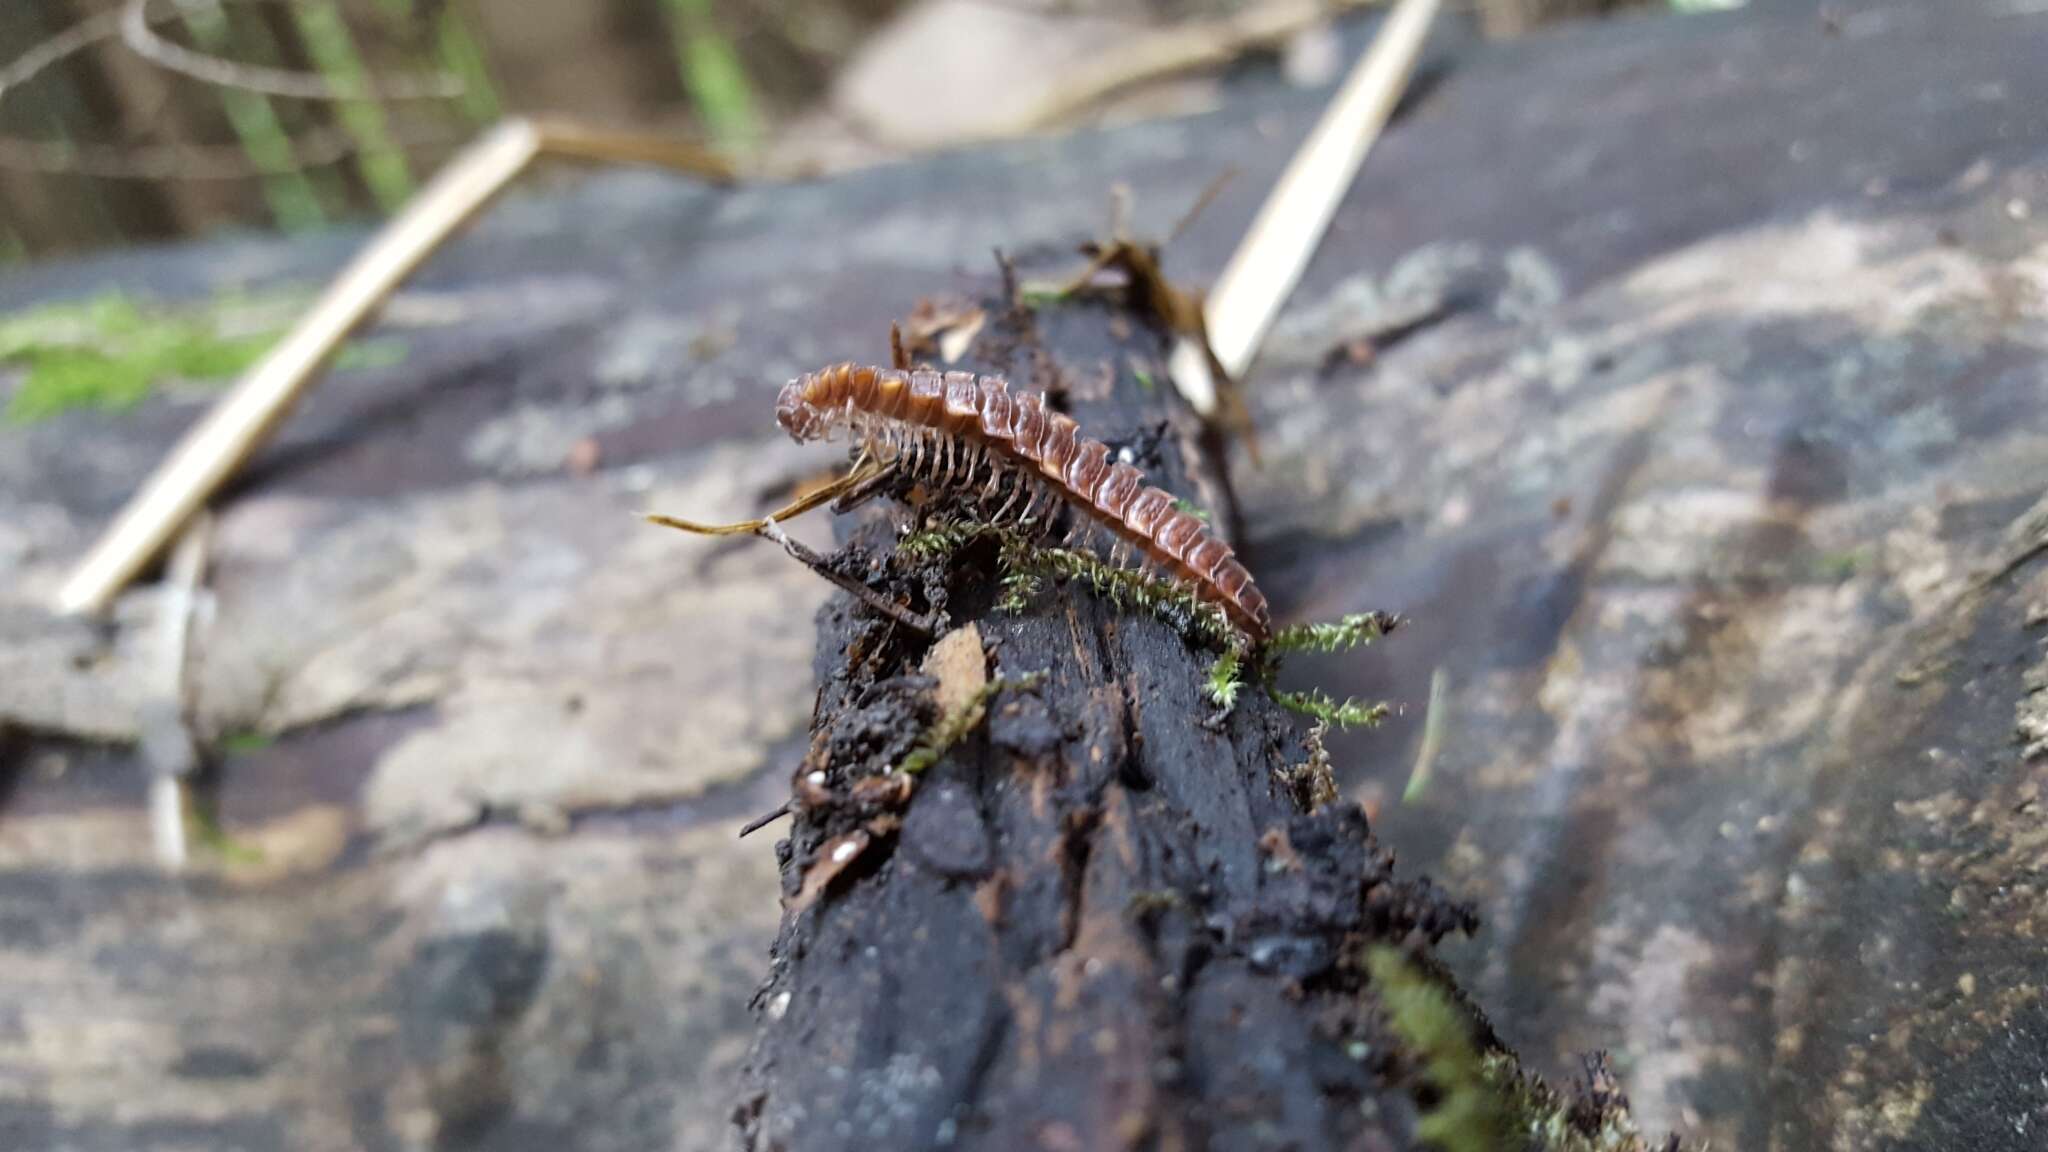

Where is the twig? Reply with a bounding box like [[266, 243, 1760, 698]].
[[738, 800, 793, 838], [119, 0, 462, 102], [763, 521, 942, 640], [0, 0, 465, 180], [1168, 0, 1440, 415], [645, 459, 885, 537], [650, 474, 942, 640], [57, 118, 736, 616], [829, 462, 902, 513], [140, 513, 213, 870], [0, 121, 453, 181]]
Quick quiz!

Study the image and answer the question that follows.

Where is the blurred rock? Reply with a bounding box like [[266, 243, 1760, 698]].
[[833, 0, 1141, 146]]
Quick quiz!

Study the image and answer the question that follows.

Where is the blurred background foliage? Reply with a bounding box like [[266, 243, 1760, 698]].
[[0, 0, 1672, 262]]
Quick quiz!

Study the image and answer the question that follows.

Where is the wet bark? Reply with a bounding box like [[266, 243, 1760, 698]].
[[733, 291, 1485, 1150]]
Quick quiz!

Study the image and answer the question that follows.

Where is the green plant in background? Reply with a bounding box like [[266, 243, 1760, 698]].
[[292, 0, 416, 210], [663, 0, 761, 149], [368, 0, 503, 125], [431, 5, 502, 124], [176, 2, 330, 230], [0, 292, 405, 424]]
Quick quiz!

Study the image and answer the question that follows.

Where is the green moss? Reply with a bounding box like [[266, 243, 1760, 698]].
[[1, 292, 406, 424], [1268, 611, 1395, 656], [1270, 687, 1388, 730], [898, 672, 1045, 775], [903, 517, 1391, 726], [1261, 611, 1395, 727], [187, 803, 266, 868], [219, 731, 276, 756], [1370, 947, 1668, 1152], [1368, 948, 1515, 1152], [907, 516, 1237, 646], [901, 519, 983, 560], [1206, 648, 1243, 708]]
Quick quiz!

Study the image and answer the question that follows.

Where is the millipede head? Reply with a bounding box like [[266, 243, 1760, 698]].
[[776, 378, 827, 442]]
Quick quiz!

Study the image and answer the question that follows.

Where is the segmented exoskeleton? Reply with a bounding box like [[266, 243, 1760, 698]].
[[775, 362, 1271, 643]]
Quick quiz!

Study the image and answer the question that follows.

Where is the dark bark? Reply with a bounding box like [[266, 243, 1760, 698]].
[[734, 291, 1486, 1151]]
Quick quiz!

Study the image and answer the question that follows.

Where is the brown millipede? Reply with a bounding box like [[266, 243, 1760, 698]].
[[776, 362, 1271, 643]]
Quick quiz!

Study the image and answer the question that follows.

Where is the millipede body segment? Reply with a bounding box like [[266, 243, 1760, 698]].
[[776, 363, 1271, 642]]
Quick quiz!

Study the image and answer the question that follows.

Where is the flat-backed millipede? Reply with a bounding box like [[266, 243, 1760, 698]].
[[776, 362, 1272, 643]]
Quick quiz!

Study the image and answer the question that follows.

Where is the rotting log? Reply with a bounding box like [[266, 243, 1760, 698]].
[[734, 285, 1652, 1151]]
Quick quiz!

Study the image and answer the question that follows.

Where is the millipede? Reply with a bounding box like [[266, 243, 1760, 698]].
[[775, 362, 1272, 643]]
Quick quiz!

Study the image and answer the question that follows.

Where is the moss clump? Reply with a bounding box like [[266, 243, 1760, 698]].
[[1268, 611, 1394, 656], [904, 517, 1392, 729], [904, 516, 1237, 647], [0, 292, 404, 423], [1369, 947, 1516, 1152], [1247, 611, 1397, 729], [1206, 647, 1244, 709], [1369, 947, 1672, 1152]]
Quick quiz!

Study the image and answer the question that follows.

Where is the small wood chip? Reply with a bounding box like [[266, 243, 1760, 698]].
[[792, 828, 873, 912], [921, 623, 989, 717]]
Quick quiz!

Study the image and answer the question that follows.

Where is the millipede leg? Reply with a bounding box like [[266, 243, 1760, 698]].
[[993, 480, 1025, 524], [962, 443, 986, 491]]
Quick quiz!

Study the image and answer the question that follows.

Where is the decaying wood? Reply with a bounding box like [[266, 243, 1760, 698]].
[[734, 290, 1586, 1149]]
